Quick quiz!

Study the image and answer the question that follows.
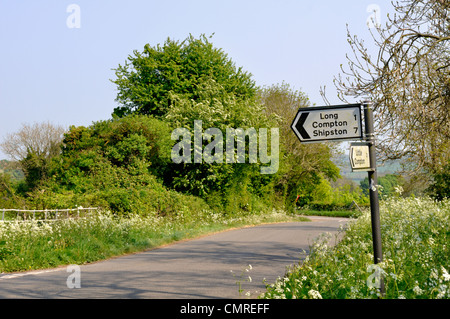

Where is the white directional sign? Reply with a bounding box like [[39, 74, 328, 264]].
[[290, 101, 384, 291], [349, 142, 372, 171], [291, 104, 363, 143]]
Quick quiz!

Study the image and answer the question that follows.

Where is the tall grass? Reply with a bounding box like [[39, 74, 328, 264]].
[[261, 197, 450, 299], [0, 208, 307, 273]]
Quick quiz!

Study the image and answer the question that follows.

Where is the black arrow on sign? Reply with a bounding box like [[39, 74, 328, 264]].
[[296, 112, 310, 140]]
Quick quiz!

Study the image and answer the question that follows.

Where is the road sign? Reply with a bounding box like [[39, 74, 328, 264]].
[[290, 101, 384, 295], [291, 104, 363, 143], [349, 142, 372, 171]]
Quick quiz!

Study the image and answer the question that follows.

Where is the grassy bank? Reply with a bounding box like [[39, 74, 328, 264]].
[[0, 209, 309, 273], [261, 197, 450, 299], [297, 210, 358, 218]]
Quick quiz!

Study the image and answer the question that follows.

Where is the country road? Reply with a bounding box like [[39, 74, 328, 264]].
[[0, 216, 348, 299]]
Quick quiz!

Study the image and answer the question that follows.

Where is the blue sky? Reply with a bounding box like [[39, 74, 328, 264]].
[[0, 0, 393, 159]]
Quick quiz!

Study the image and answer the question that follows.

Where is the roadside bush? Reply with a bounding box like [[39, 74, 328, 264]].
[[428, 161, 450, 200], [29, 115, 211, 216]]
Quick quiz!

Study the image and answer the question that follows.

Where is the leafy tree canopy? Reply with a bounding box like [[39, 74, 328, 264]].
[[259, 83, 341, 209], [428, 160, 450, 200]]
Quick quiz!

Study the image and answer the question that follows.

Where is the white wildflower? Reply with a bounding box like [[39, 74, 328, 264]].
[[431, 269, 439, 280], [441, 267, 450, 282], [436, 285, 448, 299], [413, 284, 424, 295], [308, 289, 322, 299], [394, 185, 403, 195]]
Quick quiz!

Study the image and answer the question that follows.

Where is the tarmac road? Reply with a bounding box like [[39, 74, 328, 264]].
[[0, 216, 348, 299]]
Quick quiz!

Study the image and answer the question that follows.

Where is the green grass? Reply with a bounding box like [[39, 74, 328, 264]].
[[297, 210, 358, 218], [261, 197, 450, 299], [0, 209, 309, 273]]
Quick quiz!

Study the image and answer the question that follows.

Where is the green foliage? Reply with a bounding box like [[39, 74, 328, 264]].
[[3, 35, 360, 219], [0, 173, 25, 209], [281, 151, 342, 211], [111, 34, 256, 118], [306, 177, 368, 211], [360, 174, 404, 198], [258, 83, 343, 211], [27, 115, 206, 216], [0, 160, 24, 182], [428, 161, 450, 200], [109, 35, 281, 213], [20, 152, 51, 191], [163, 79, 278, 210]]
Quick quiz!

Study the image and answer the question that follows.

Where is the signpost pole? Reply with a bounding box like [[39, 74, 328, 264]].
[[291, 101, 385, 296], [363, 101, 385, 296]]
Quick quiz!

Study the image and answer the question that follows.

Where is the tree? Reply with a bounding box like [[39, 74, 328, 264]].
[[334, 0, 450, 174], [111, 35, 281, 212], [428, 160, 450, 200], [37, 115, 190, 213], [111, 34, 257, 118], [0, 122, 66, 190], [1, 122, 65, 162], [0, 172, 24, 208], [162, 78, 279, 210], [360, 173, 404, 197], [259, 83, 340, 209]]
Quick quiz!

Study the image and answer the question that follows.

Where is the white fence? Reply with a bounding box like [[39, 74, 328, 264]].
[[1, 207, 99, 222]]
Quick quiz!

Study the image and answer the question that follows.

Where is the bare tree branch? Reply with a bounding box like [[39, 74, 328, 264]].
[[333, 0, 450, 173], [0, 122, 66, 162]]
